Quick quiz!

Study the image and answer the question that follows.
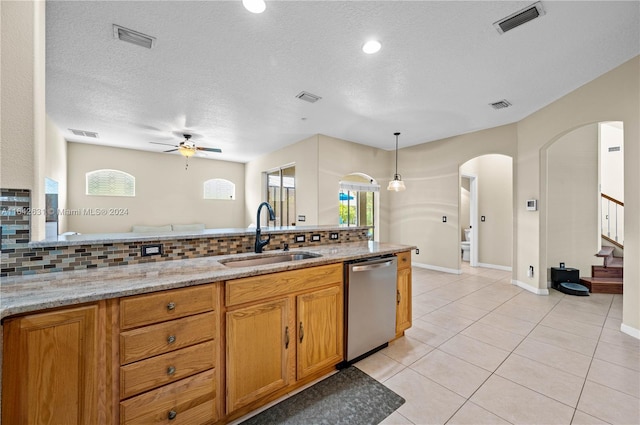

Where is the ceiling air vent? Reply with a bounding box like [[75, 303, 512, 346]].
[[489, 100, 512, 110], [296, 91, 322, 103], [113, 24, 156, 49], [494, 2, 545, 34], [69, 129, 99, 138]]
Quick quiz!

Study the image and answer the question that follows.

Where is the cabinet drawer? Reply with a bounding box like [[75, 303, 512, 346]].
[[121, 340, 216, 399], [120, 369, 216, 425], [226, 263, 343, 307], [396, 251, 411, 270], [120, 312, 216, 365], [120, 284, 216, 330]]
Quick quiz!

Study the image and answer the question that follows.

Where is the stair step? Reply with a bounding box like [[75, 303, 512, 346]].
[[580, 277, 623, 294], [592, 265, 623, 279], [596, 246, 615, 257]]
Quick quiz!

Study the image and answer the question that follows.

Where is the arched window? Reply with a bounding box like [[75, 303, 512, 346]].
[[204, 178, 236, 200], [86, 169, 135, 197]]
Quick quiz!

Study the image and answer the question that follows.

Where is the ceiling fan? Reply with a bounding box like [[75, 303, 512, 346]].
[[150, 134, 221, 169]]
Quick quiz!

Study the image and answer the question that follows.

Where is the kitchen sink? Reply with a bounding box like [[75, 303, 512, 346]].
[[219, 252, 321, 268]]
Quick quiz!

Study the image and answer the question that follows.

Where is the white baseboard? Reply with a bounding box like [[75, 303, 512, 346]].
[[413, 262, 462, 275], [621, 323, 640, 340], [477, 263, 512, 272], [512, 279, 550, 295]]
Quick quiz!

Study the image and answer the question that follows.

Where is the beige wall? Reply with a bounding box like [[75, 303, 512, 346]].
[[44, 115, 68, 233], [520, 56, 639, 333], [546, 124, 599, 279], [391, 124, 517, 272], [67, 143, 245, 233], [461, 155, 513, 269], [244, 135, 319, 227]]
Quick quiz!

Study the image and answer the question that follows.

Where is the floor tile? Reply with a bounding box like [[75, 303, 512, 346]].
[[436, 302, 491, 321], [594, 341, 640, 372], [457, 292, 506, 311], [551, 303, 607, 327], [461, 321, 525, 351], [446, 401, 511, 425], [495, 353, 585, 407], [412, 294, 452, 318], [577, 381, 640, 425], [354, 351, 405, 383], [384, 368, 466, 425], [381, 336, 435, 367], [410, 349, 491, 398], [379, 410, 414, 425], [477, 311, 537, 336], [587, 358, 640, 398], [604, 316, 621, 331], [493, 303, 549, 323], [528, 324, 598, 356], [599, 327, 640, 350], [438, 334, 510, 372], [421, 310, 474, 333], [571, 410, 610, 424], [514, 338, 592, 377], [471, 375, 575, 425], [404, 318, 457, 348], [426, 284, 480, 301], [540, 312, 603, 340]]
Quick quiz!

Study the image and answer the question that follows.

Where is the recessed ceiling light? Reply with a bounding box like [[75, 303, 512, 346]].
[[362, 40, 382, 54], [243, 0, 266, 14]]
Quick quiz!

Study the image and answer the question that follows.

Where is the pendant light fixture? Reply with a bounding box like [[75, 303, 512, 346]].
[[387, 132, 406, 191]]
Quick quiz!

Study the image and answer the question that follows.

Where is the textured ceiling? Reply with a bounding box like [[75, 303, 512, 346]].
[[46, 1, 640, 163]]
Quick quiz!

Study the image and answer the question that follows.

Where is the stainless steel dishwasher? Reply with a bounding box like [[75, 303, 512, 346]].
[[344, 255, 397, 363]]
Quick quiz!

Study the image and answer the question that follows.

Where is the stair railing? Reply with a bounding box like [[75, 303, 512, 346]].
[[601, 193, 624, 248]]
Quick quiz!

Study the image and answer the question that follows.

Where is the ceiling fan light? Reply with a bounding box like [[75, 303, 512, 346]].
[[179, 145, 196, 157], [243, 0, 266, 13]]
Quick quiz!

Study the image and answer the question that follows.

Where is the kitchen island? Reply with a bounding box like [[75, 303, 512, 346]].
[[1, 240, 414, 424]]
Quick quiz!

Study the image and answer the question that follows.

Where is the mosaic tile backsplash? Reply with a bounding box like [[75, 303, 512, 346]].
[[0, 188, 370, 277]]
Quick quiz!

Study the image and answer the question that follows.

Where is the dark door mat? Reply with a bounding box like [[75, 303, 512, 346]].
[[240, 366, 405, 425]]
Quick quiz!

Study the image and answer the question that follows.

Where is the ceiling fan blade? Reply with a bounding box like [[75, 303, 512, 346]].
[[197, 147, 222, 153], [150, 141, 179, 147], [164, 149, 179, 153]]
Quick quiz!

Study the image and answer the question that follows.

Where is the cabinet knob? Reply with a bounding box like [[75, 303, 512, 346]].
[[167, 335, 176, 344], [167, 366, 176, 376], [168, 410, 177, 420], [167, 302, 176, 311]]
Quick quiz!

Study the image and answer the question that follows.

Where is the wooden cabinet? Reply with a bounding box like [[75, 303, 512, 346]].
[[395, 251, 412, 338], [2, 303, 107, 425], [225, 264, 343, 416], [118, 284, 220, 425]]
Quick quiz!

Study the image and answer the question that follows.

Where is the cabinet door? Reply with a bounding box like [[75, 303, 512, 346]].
[[296, 285, 343, 380], [2, 304, 102, 425], [395, 267, 412, 337], [226, 298, 290, 413]]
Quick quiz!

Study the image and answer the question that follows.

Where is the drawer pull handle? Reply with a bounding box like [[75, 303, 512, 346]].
[[397, 290, 401, 305], [167, 335, 176, 344], [167, 366, 176, 376], [299, 322, 304, 343], [168, 410, 177, 420], [285, 326, 290, 349], [167, 302, 176, 311]]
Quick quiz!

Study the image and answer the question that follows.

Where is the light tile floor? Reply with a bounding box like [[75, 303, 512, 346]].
[[356, 264, 640, 425]]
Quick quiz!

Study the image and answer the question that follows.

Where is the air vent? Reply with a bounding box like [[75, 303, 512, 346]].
[[296, 91, 322, 103], [113, 24, 156, 49], [69, 129, 99, 138], [494, 2, 545, 34], [608, 146, 621, 152], [489, 100, 512, 110]]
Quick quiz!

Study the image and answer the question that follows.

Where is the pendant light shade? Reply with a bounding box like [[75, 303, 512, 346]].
[[387, 132, 406, 191]]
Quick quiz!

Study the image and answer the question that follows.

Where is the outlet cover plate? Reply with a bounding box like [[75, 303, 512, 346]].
[[295, 235, 305, 243]]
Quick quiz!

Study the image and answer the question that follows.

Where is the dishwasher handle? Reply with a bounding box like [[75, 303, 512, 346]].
[[351, 260, 394, 272]]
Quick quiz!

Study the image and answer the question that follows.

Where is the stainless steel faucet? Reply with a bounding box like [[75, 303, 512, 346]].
[[255, 202, 276, 253]]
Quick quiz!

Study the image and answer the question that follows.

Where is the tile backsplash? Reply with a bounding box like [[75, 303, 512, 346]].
[[1, 188, 369, 277]]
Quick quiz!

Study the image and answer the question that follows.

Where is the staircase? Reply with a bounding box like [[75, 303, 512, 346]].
[[580, 246, 623, 294]]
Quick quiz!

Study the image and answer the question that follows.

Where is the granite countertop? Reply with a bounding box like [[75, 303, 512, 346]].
[[0, 241, 414, 320]]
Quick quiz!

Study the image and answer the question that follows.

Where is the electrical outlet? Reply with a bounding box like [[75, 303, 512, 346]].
[[415, 248, 420, 255], [141, 244, 163, 257], [528, 265, 534, 278], [298, 215, 306, 222], [329, 233, 339, 240], [295, 235, 305, 243], [442, 216, 447, 223], [311, 234, 321, 242], [481, 216, 486, 222]]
